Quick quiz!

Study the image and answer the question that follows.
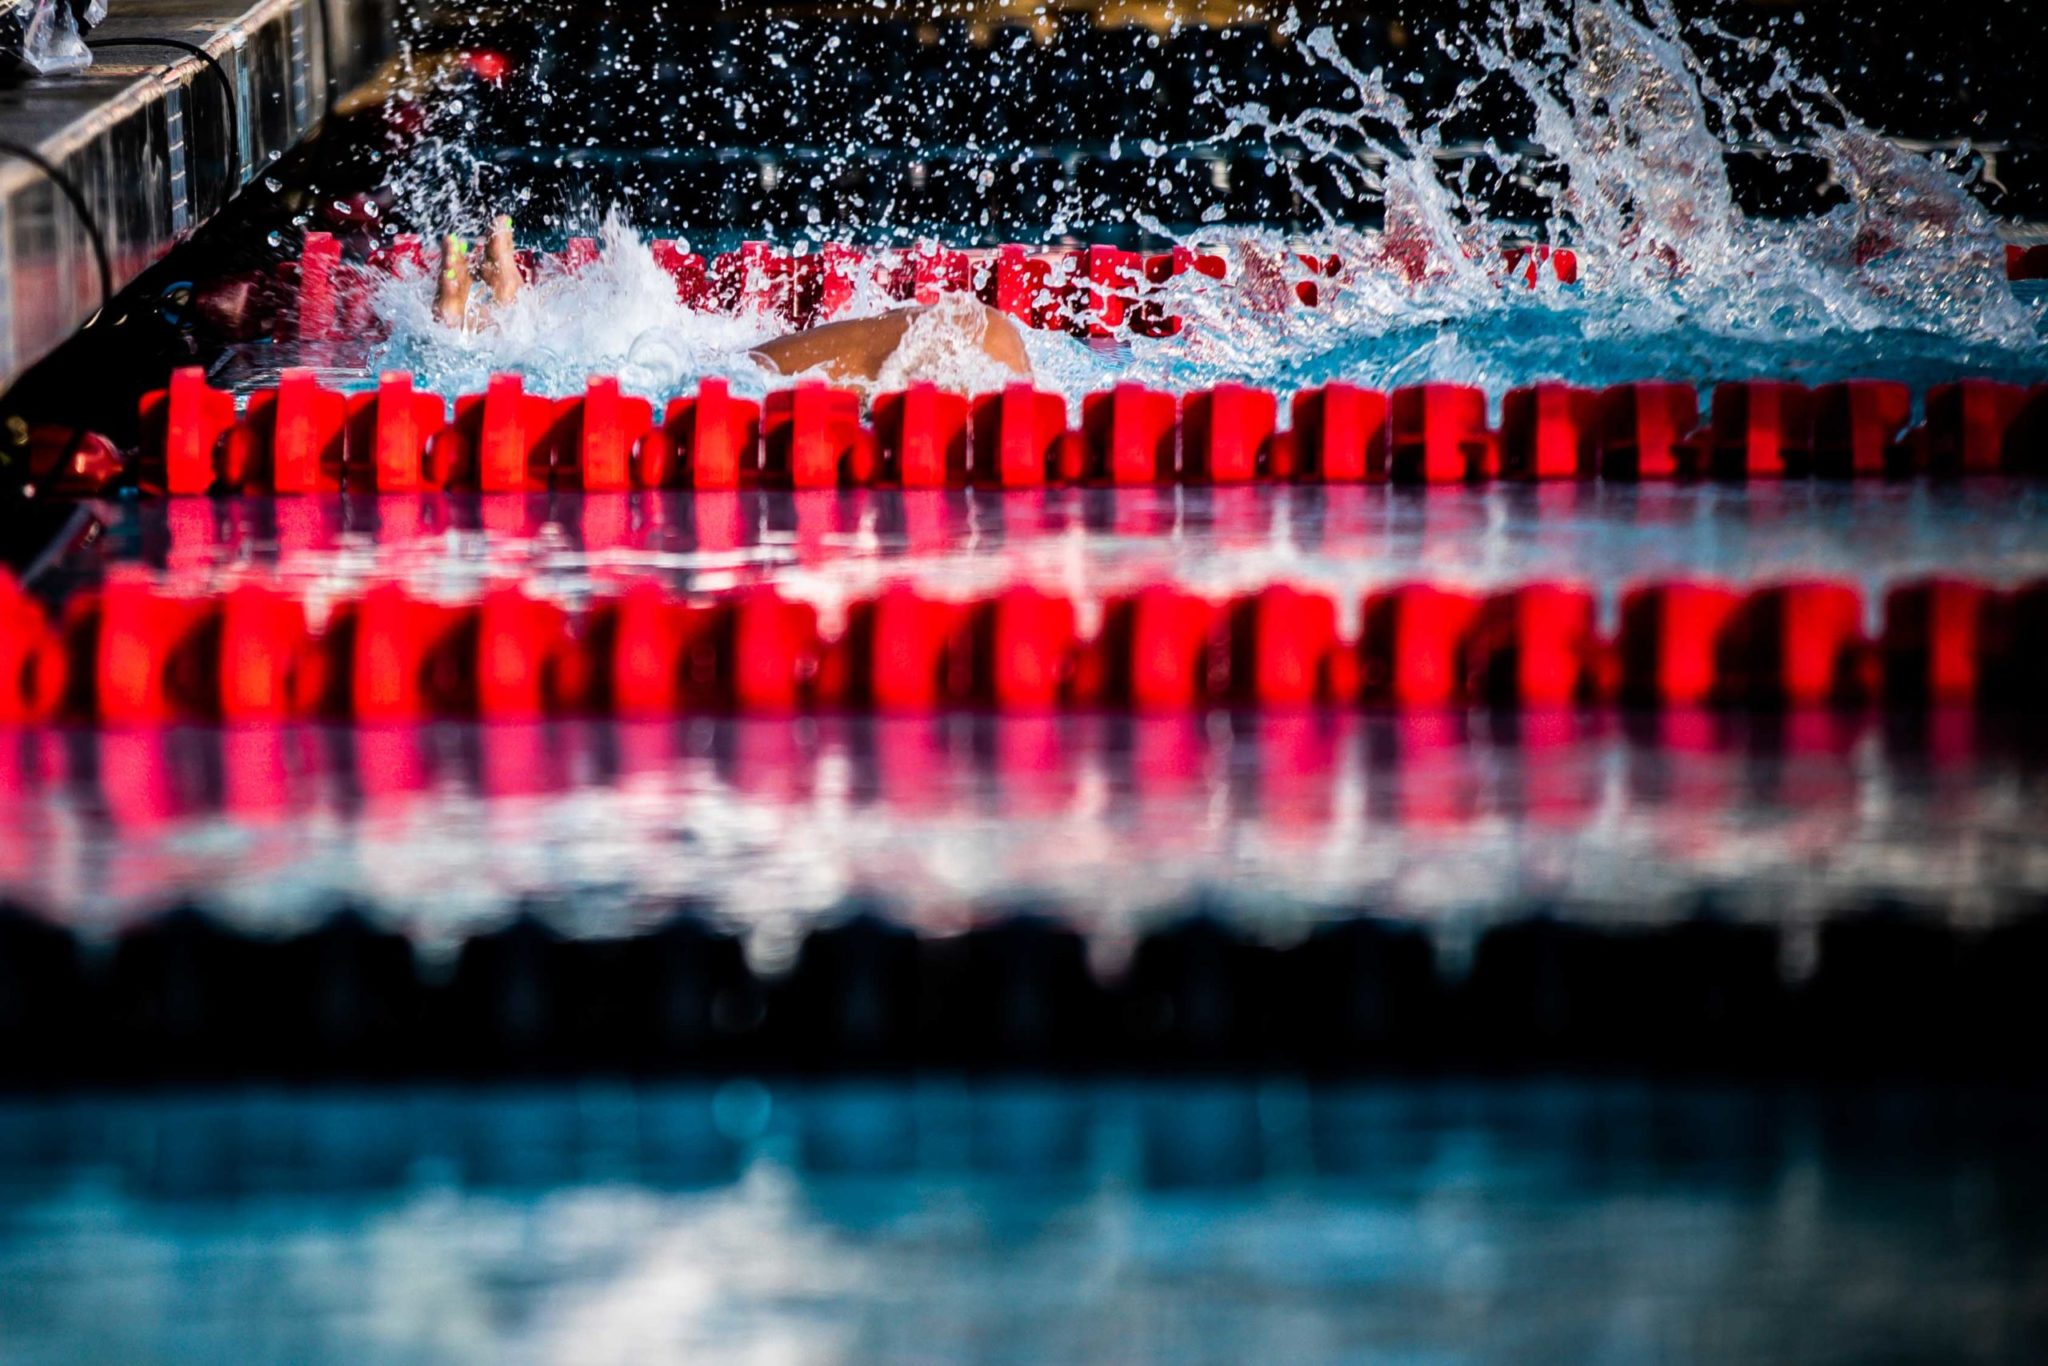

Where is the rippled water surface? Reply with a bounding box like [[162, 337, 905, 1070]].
[[1, 484, 2035, 935], [68, 480, 2048, 604], [0, 1081, 2042, 1364]]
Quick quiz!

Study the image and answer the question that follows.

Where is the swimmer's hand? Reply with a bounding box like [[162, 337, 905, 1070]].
[[433, 219, 522, 330], [481, 217, 520, 305], [434, 235, 471, 328]]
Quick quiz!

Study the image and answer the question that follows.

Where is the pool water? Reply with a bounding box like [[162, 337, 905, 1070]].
[[3, 4, 2046, 1361], [323, 221, 2048, 418], [9, 480, 2045, 938], [0, 1080, 2042, 1364], [70, 479, 2048, 604], [290, 5, 2048, 411]]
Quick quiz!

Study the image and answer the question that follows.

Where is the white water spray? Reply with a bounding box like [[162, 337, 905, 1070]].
[[365, 1, 2043, 405]]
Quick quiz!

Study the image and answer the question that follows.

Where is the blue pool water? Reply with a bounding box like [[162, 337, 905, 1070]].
[[0, 1080, 2042, 1364]]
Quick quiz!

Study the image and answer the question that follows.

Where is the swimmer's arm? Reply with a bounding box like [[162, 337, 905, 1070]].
[[751, 303, 1031, 383], [750, 310, 915, 381]]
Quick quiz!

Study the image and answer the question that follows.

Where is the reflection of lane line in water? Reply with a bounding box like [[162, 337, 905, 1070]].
[[85, 483, 2048, 599], [10, 564, 2046, 723], [0, 898, 2043, 1077], [0, 711, 2039, 935]]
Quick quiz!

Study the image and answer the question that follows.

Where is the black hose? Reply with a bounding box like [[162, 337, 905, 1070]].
[[0, 138, 115, 491], [85, 38, 242, 211], [0, 141, 113, 340]]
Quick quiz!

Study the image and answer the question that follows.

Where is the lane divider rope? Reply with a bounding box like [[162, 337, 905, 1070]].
[[106, 367, 2048, 499]]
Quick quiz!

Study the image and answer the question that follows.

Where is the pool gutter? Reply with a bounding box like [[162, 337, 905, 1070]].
[[0, 0, 397, 395]]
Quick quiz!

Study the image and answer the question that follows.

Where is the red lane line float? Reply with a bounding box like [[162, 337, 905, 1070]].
[[295, 233, 346, 343], [873, 383, 971, 488], [1724, 581, 1870, 708], [2007, 244, 2048, 281], [13, 568, 2047, 720], [1181, 382, 1277, 484], [1499, 383, 1598, 481], [1616, 582, 1745, 707], [1464, 584, 1604, 706], [129, 369, 2048, 496], [1080, 383, 1178, 485], [1701, 379, 1811, 479], [1910, 380, 2036, 477], [0, 574, 68, 723], [137, 368, 237, 495], [972, 585, 1080, 708], [344, 373, 449, 493], [1286, 382, 1388, 482], [969, 383, 1067, 488], [1596, 381, 1698, 481], [761, 380, 874, 489], [1810, 380, 1912, 478], [652, 378, 760, 490], [1359, 584, 1482, 708], [1391, 383, 1493, 484]]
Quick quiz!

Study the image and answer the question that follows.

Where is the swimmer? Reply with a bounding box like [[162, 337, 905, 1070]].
[[433, 221, 1031, 385]]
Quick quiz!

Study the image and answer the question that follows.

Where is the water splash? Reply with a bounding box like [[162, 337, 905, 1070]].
[[1489, 0, 2035, 343], [1168, 1, 2043, 395], [373, 214, 1045, 402], [362, 2, 2045, 406], [375, 213, 774, 400]]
